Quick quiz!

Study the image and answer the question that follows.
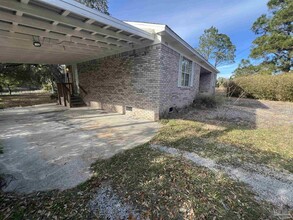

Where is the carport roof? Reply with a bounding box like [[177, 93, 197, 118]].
[[0, 0, 155, 64]]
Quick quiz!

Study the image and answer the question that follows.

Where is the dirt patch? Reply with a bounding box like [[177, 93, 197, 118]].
[[0, 92, 55, 109], [89, 183, 140, 219], [176, 97, 293, 129]]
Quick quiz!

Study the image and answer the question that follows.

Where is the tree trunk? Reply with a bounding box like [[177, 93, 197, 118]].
[[7, 85, 11, 95]]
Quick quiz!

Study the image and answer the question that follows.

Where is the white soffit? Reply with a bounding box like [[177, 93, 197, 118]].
[[126, 21, 219, 73], [0, 0, 154, 64]]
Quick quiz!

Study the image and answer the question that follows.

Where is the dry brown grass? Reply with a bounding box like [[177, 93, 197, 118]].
[[0, 92, 55, 109], [1, 94, 292, 219], [154, 97, 293, 172]]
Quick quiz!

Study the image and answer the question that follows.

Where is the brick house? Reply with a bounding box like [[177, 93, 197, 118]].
[[0, 0, 218, 121], [77, 23, 218, 121]]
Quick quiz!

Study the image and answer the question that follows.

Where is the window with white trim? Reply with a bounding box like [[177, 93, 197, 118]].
[[179, 56, 193, 87]]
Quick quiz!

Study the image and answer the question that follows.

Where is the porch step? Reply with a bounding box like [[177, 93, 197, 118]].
[[70, 95, 86, 107]]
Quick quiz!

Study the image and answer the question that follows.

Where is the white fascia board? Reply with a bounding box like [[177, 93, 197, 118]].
[[37, 0, 154, 41], [125, 21, 166, 34], [126, 22, 218, 73], [163, 26, 219, 73]]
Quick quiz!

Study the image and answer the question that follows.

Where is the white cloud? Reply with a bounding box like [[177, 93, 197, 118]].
[[217, 63, 239, 76], [218, 63, 238, 70]]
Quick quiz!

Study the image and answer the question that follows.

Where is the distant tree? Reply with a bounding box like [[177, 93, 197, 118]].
[[197, 26, 236, 67], [216, 77, 228, 87], [75, 0, 109, 15], [0, 64, 31, 95], [232, 59, 275, 77], [31, 65, 56, 92], [0, 64, 54, 95], [250, 0, 293, 72]]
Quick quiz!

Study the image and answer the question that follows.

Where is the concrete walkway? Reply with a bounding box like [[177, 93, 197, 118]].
[[0, 104, 159, 193]]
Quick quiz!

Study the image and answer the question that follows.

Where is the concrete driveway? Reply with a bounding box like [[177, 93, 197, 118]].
[[0, 104, 159, 193]]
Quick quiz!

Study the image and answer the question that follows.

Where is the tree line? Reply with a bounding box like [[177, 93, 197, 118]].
[[197, 0, 292, 79]]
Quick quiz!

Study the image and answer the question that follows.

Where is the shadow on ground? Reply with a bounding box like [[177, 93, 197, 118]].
[[153, 97, 293, 172], [0, 103, 160, 193]]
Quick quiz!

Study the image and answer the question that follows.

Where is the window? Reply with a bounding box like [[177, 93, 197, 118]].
[[179, 56, 193, 87]]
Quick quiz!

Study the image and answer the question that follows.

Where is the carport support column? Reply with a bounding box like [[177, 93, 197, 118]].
[[72, 64, 80, 94]]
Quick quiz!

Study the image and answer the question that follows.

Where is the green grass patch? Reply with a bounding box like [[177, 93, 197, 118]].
[[152, 119, 293, 172], [92, 145, 272, 219]]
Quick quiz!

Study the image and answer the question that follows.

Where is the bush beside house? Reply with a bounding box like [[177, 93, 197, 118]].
[[227, 73, 293, 102]]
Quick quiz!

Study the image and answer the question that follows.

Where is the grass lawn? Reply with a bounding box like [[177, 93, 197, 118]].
[[92, 145, 273, 219], [0, 92, 55, 109], [1, 97, 292, 219], [1, 145, 273, 219], [152, 119, 293, 172]]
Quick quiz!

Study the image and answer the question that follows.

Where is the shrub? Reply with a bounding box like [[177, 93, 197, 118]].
[[193, 95, 218, 108], [227, 73, 293, 102]]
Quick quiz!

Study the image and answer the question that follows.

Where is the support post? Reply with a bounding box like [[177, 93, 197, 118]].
[[72, 63, 80, 94]]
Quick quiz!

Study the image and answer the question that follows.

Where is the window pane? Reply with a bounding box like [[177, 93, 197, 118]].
[[182, 60, 186, 73], [181, 72, 185, 86], [185, 74, 190, 86], [186, 61, 192, 73]]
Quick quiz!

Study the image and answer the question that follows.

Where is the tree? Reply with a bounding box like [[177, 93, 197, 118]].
[[0, 64, 32, 95], [250, 0, 293, 72], [197, 26, 236, 67], [232, 59, 275, 78], [0, 64, 55, 95], [216, 77, 228, 87], [75, 0, 109, 15]]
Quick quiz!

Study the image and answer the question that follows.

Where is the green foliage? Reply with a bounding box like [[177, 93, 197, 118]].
[[0, 64, 54, 95], [250, 0, 293, 72], [75, 0, 109, 14], [233, 59, 275, 77], [0, 64, 32, 94], [197, 26, 236, 67], [227, 73, 293, 101]]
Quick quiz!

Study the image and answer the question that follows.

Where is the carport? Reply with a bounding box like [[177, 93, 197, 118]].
[[0, 103, 160, 193], [0, 0, 159, 193], [0, 0, 154, 106]]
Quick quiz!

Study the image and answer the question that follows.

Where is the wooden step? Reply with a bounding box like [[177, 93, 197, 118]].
[[70, 95, 86, 107]]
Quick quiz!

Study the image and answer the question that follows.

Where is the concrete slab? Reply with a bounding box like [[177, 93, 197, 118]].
[[0, 103, 160, 193]]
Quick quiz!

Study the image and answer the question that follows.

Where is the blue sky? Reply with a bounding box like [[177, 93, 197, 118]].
[[108, 0, 268, 78]]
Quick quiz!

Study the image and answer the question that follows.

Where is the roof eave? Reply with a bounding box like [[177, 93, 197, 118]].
[[38, 0, 154, 41], [161, 25, 219, 73]]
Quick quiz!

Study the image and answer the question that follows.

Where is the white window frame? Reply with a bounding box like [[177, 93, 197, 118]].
[[178, 55, 194, 88]]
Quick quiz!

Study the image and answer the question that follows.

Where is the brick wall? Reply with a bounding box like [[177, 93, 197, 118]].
[[159, 44, 201, 117], [78, 45, 162, 121], [77, 43, 215, 121], [199, 72, 216, 95]]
